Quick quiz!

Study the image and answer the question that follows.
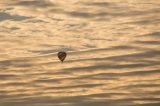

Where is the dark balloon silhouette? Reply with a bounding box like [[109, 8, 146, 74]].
[[57, 52, 67, 63]]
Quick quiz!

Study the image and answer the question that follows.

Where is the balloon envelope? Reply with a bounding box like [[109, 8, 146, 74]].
[[57, 52, 67, 63]]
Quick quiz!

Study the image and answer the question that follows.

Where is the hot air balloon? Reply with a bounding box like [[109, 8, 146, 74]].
[[57, 52, 67, 63]]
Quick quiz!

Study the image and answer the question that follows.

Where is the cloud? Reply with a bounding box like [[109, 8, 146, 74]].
[[13, 0, 55, 7], [0, 12, 32, 21]]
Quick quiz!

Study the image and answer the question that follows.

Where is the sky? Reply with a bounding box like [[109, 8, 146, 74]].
[[0, 1, 160, 106]]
